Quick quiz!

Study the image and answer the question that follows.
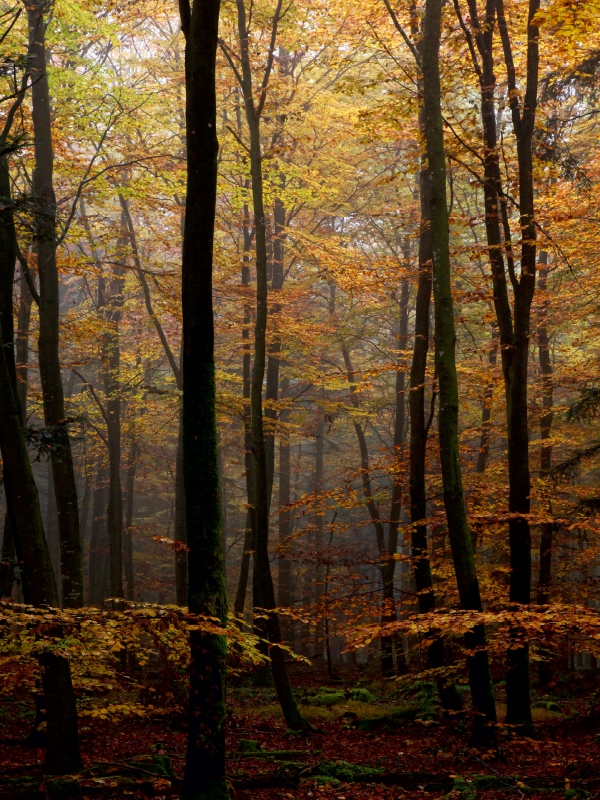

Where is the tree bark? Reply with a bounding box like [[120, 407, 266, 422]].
[[88, 463, 109, 606], [0, 159, 81, 774], [380, 278, 410, 677], [476, 330, 498, 475], [235, 0, 306, 730], [313, 417, 325, 659], [234, 200, 255, 617], [456, 0, 539, 730], [422, 0, 496, 745], [179, 1, 229, 796], [99, 227, 126, 599], [27, 1, 83, 608], [123, 440, 138, 601], [278, 379, 292, 634]]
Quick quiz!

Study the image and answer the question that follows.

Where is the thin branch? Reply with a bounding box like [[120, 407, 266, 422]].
[[56, 110, 124, 246], [118, 194, 181, 388], [381, 0, 422, 68], [256, 0, 285, 118], [15, 243, 40, 306], [71, 369, 110, 430], [219, 38, 244, 88]]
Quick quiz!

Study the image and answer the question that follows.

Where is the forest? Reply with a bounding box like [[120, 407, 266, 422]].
[[1, 0, 600, 797]]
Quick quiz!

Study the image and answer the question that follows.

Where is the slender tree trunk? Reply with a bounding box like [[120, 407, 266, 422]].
[[313, 417, 325, 660], [536, 253, 554, 686], [234, 201, 255, 616], [179, 1, 229, 796], [235, 0, 306, 730], [422, 0, 496, 745], [88, 464, 109, 606], [99, 228, 125, 599], [381, 278, 410, 677], [27, 2, 83, 608], [46, 462, 61, 600], [406, 74, 461, 708], [476, 329, 498, 475], [124, 440, 138, 601], [460, 0, 539, 730], [0, 188, 81, 774], [16, 266, 32, 417], [278, 377, 292, 639], [536, 253, 553, 603], [265, 190, 286, 506]]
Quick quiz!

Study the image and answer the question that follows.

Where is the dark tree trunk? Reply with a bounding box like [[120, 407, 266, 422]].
[[174, 408, 187, 605], [422, 0, 496, 745], [0, 517, 16, 598], [0, 154, 19, 598], [457, 0, 539, 730], [124, 440, 138, 601], [39, 647, 81, 775], [406, 127, 461, 708], [27, 1, 83, 608], [16, 262, 32, 417], [313, 417, 325, 660], [99, 233, 126, 599], [234, 200, 255, 617], [476, 329, 498, 475], [179, 1, 229, 796], [0, 158, 81, 773], [536, 253, 553, 604], [235, 0, 306, 730], [265, 190, 286, 507], [536, 253, 554, 687], [88, 464, 109, 606], [46, 462, 61, 600], [381, 277, 410, 677], [278, 379, 292, 636]]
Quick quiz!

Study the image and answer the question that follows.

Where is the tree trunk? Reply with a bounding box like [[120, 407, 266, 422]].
[[46, 462, 61, 601], [0, 189, 81, 774], [313, 417, 325, 660], [123, 440, 138, 601], [88, 464, 109, 606], [235, 0, 306, 730], [99, 231, 125, 599], [265, 190, 286, 507], [234, 200, 255, 617], [476, 329, 498, 475], [278, 378, 292, 638], [422, 0, 496, 745], [381, 278, 410, 677], [27, 1, 83, 608], [174, 412, 187, 605], [179, 1, 229, 796], [459, 0, 539, 730], [16, 261, 32, 417], [0, 154, 19, 598]]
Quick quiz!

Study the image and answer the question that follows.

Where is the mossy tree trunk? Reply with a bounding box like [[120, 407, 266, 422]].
[[422, 0, 496, 746]]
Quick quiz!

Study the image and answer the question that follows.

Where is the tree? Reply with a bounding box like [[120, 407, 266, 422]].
[[26, 0, 83, 608], [178, 0, 229, 797], [421, 0, 497, 745]]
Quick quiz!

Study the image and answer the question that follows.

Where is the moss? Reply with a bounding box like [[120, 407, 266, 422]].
[[312, 760, 384, 783], [313, 690, 346, 706], [350, 688, 376, 704]]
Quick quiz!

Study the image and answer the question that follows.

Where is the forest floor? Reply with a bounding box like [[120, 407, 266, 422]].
[[1, 664, 599, 799]]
